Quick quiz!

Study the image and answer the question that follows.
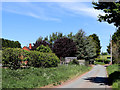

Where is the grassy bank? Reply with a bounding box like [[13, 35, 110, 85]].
[[2, 65, 91, 88], [107, 64, 120, 89]]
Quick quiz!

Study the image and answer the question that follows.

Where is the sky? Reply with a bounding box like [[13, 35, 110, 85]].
[[2, 1, 116, 52]]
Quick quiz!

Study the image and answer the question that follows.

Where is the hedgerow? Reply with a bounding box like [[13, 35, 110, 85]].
[[2, 48, 60, 69]]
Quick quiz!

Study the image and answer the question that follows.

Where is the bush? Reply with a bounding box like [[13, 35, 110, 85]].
[[95, 58, 110, 64], [69, 59, 79, 65], [36, 45, 52, 53], [28, 51, 60, 68], [2, 48, 60, 69], [107, 64, 120, 88], [2, 48, 22, 69]]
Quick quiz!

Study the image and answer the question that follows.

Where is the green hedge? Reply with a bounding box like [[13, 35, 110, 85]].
[[2, 48, 60, 69], [95, 58, 110, 64]]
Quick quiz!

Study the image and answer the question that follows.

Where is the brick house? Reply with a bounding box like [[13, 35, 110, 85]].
[[22, 43, 32, 51], [22, 43, 32, 65]]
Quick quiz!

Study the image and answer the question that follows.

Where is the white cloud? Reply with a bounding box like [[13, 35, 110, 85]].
[[56, 2, 105, 19], [2, 2, 60, 21], [2, 0, 95, 2], [2, 2, 105, 21]]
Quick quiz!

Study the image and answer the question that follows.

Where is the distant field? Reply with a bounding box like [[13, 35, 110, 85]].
[[99, 55, 111, 59]]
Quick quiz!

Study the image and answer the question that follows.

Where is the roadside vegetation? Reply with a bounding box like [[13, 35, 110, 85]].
[[94, 54, 111, 65], [107, 64, 120, 89], [2, 65, 91, 88]]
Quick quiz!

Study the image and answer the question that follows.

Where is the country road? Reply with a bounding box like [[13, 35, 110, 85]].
[[57, 65, 111, 88]]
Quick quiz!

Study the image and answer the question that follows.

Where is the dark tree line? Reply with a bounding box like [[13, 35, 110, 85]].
[[1, 38, 21, 48]]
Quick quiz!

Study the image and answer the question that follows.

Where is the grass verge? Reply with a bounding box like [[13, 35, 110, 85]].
[[106, 64, 120, 89], [2, 64, 91, 88]]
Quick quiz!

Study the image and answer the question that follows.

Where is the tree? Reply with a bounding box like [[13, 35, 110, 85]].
[[92, 1, 120, 29], [32, 40, 50, 50], [85, 37, 97, 59], [107, 43, 110, 54], [53, 37, 77, 58], [36, 45, 52, 53], [93, 1, 120, 64], [1, 38, 21, 48], [107, 29, 120, 63], [89, 34, 101, 57], [67, 32, 74, 39], [74, 29, 87, 59], [37, 36, 43, 42], [74, 30, 97, 65], [112, 29, 120, 63]]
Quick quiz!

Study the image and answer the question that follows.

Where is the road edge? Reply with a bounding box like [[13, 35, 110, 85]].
[[41, 65, 94, 88]]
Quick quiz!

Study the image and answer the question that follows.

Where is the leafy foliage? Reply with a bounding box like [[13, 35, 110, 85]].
[[107, 64, 120, 88], [89, 34, 101, 57], [74, 30, 97, 60], [32, 40, 51, 50], [1, 38, 21, 48], [74, 30, 86, 59], [107, 29, 120, 64], [2, 48, 22, 69], [28, 51, 60, 68], [2, 48, 60, 69], [53, 37, 77, 58], [92, 1, 120, 28], [112, 29, 120, 64], [36, 45, 52, 53], [93, 1, 120, 64], [69, 59, 79, 65]]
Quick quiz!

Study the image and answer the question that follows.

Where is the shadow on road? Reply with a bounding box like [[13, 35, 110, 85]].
[[84, 77, 109, 85]]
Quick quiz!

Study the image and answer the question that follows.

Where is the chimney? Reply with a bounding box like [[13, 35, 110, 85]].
[[29, 43, 32, 49]]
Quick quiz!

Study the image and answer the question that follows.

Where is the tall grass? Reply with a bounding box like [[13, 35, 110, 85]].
[[107, 64, 120, 89], [2, 65, 91, 88]]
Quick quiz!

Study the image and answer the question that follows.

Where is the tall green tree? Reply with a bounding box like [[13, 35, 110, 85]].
[[74, 29, 86, 59], [93, 0, 120, 63], [1, 38, 21, 48], [89, 34, 101, 57], [92, 1, 120, 29], [107, 29, 120, 63], [74, 30, 97, 65]]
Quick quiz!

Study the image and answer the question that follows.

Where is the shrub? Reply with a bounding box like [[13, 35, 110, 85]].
[[2, 48, 60, 69], [69, 59, 79, 65], [95, 58, 110, 64], [28, 51, 60, 68], [2, 48, 22, 69], [36, 45, 52, 53]]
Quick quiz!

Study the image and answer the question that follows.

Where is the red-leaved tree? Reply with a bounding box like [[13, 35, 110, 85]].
[[53, 37, 77, 58]]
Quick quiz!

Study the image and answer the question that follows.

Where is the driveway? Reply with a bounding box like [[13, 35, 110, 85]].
[[57, 65, 111, 88]]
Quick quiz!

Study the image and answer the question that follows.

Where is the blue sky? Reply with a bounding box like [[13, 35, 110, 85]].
[[2, 1, 116, 52]]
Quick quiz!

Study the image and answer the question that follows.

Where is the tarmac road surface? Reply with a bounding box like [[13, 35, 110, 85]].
[[58, 65, 111, 88]]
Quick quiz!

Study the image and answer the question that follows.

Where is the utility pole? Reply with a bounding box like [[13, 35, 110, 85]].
[[110, 35, 112, 65]]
